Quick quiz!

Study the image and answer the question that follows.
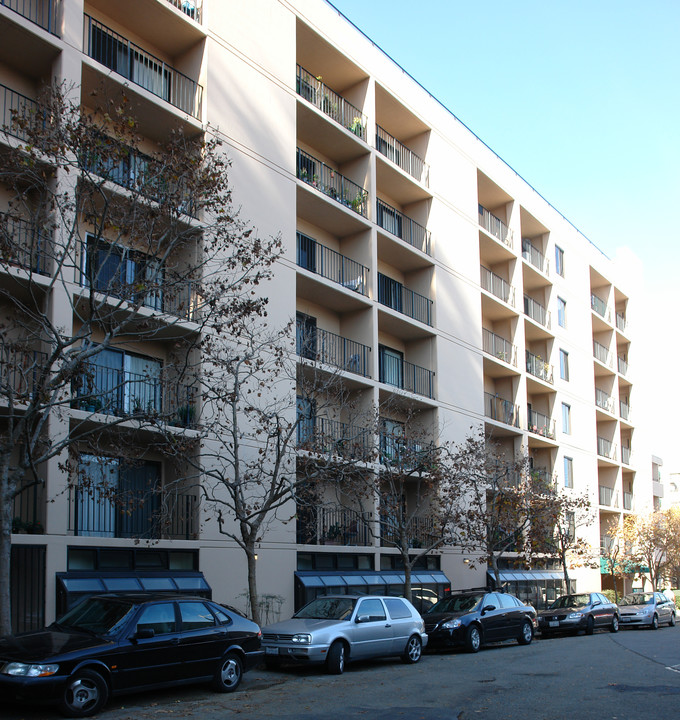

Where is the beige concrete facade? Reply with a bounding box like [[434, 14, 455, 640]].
[[3, 0, 643, 625]]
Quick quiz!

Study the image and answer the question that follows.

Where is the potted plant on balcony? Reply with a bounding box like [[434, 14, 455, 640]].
[[324, 523, 343, 545], [349, 116, 363, 137]]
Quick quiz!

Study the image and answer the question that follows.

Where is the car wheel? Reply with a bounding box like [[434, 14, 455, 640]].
[[465, 624, 481, 653], [59, 669, 109, 718], [518, 620, 533, 645], [585, 616, 595, 635], [402, 635, 422, 664], [651, 613, 659, 630], [326, 641, 346, 675], [670, 613, 676, 627], [212, 652, 243, 693], [610, 615, 619, 633]]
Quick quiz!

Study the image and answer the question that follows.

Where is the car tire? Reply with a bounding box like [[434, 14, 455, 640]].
[[326, 641, 346, 675], [402, 635, 422, 664], [465, 624, 481, 653], [651, 613, 659, 630], [518, 620, 533, 645], [610, 615, 619, 633], [59, 669, 109, 718], [585, 616, 595, 635], [670, 613, 676, 627], [212, 652, 243, 693]]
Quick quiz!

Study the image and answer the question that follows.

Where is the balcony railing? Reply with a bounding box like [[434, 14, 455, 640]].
[[620, 400, 630, 420], [617, 356, 628, 375], [296, 148, 368, 216], [380, 515, 436, 548], [379, 432, 434, 469], [480, 266, 515, 306], [1, 82, 39, 142], [379, 352, 434, 399], [0, 212, 51, 275], [524, 295, 550, 328], [297, 415, 373, 460], [296, 322, 371, 378], [616, 312, 627, 333], [377, 272, 433, 326], [595, 388, 615, 413], [296, 66, 367, 140], [0, 345, 48, 401], [482, 328, 516, 366], [484, 392, 520, 428], [478, 205, 513, 248], [623, 491, 633, 511], [84, 15, 203, 118], [296, 233, 368, 296], [296, 506, 372, 546], [599, 485, 616, 508], [593, 340, 611, 366], [526, 350, 553, 384], [12, 482, 45, 534], [1, 0, 60, 35], [165, 0, 201, 22], [376, 198, 431, 255], [591, 293, 610, 322], [527, 408, 555, 439], [621, 446, 631, 465], [73, 362, 198, 428], [521, 238, 548, 274], [375, 125, 429, 185], [597, 436, 617, 461]]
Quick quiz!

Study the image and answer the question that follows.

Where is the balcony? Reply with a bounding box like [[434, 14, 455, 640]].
[[478, 205, 512, 248], [619, 400, 630, 421], [297, 148, 368, 217], [378, 272, 433, 326], [1, 82, 39, 142], [0, 344, 48, 401], [480, 266, 514, 306], [482, 328, 516, 366], [296, 506, 372, 546], [12, 482, 45, 534], [616, 311, 627, 334], [524, 295, 550, 328], [623, 491, 633, 511], [522, 238, 547, 274], [296, 321, 371, 378], [376, 198, 431, 255], [379, 431, 434, 470], [527, 408, 555, 439], [484, 392, 520, 428], [591, 293, 610, 322], [296, 65, 367, 141], [296, 232, 368, 296], [597, 436, 617, 461], [297, 415, 372, 460], [0, 212, 51, 276], [83, 15, 203, 118], [593, 340, 611, 367], [595, 388, 615, 413], [378, 347, 434, 399], [1, 0, 60, 35], [526, 350, 553, 384], [375, 125, 429, 185], [165, 0, 202, 22], [380, 515, 436, 548], [621, 446, 631, 465], [617, 356, 628, 375], [598, 485, 617, 508]]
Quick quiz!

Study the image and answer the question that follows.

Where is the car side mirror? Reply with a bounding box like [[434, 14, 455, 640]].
[[355, 614, 370, 624], [481, 604, 496, 614], [133, 627, 155, 640], [592, 600, 601, 607]]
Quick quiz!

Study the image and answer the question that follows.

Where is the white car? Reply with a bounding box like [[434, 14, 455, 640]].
[[261, 594, 427, 674], [618, 591, 676, 629]]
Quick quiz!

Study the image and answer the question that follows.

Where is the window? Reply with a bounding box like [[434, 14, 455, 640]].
[[563, 456, 574, 488], [557, 297, 567, 328], [296, 232, 316, 272], [296, 313, 317, 360], [384, 598, 412, 619], [179, 602, 216, 631], [561, 403, 571, 434], [379, 345, 404, 388], [296, 396, 316, 445], [559, 349, 569, 381], [377, 273, 403, 313], [376, 201, 403, 238], [555, 245, 564, 277], [136, 603, 176, 636], [357, 598, 386, 622]]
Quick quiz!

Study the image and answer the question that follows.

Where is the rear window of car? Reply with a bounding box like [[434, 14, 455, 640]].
[[384, 598, 412, 619]]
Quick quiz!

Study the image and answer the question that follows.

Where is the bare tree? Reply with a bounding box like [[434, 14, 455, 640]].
[[0, 85, 279, 634]]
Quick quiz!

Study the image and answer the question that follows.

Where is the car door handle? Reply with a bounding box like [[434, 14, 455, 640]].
[[385, 623, 392, 628]]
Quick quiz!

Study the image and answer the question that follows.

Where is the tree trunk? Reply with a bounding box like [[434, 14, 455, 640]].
[[246, 542, 259, 625], [490, 555, 501, 590], [403, 558, 412, 603], [561, 548, 570, 593], [0, 472, 14, 636]]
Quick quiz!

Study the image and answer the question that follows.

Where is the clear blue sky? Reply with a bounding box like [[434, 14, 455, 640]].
[[329, 0, 680, 474]]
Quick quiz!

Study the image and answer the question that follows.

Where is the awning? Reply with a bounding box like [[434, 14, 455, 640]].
[[489, 570, 564, 582], [295, 570, 451, 589]]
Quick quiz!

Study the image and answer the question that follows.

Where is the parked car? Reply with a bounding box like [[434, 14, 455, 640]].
[[537, 592, 619, 636], [261, 594, 427, 674], [0, 593, 263, 717], [423, 589, 536, 653], [618, 591, 677, 629]]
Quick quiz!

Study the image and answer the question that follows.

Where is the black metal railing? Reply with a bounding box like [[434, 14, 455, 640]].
[[482, 328, 516, 366], [480, 265, 514, 306], [12, 482, 45, 534], [83, 15, 203, 118], [524, 295, 550, 328], [296, 505, 372, 546], [484, 392, 520, 428], [0, 212, 51, 275], [296, 321, 371, 378], [375, 125, 429, 185], [0, 345, 48, 400], [521, 237, 547, 274], [479, 204, 512, 247], [296, 66, 366, 140], [378, 350, 434, 399], [1, 0, 60, 35], [296, 148, 368, 216], [377, 272, 433, 326], [0, 82, 40, 142], [376, 198, 431, 255], [591, 292, 609, 321], [165, 0, 201, 22], [378, 432, 434, 469], [528, 408, 555, 439], [526, 350, 553, 384], [380, 515, 436, 548], [296, 232, 369, 296], [296, 415, 372, 460]]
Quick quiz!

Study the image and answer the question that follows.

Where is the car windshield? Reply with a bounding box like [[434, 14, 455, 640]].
[[294, 597, 357, 620], [427, 594, 483, 614], [620, 593, 655, 606], [549, 594, 591, 609], [54, 597, 136, 636]]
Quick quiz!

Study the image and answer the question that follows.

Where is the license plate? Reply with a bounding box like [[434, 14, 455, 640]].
[[548, 621, 559, 627], [265, 647, 278, 655]]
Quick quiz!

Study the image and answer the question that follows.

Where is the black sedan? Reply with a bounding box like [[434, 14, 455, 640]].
[[537, 592, 619, 636], [0, 593, 263, 717], [423, 590, 537, 653]]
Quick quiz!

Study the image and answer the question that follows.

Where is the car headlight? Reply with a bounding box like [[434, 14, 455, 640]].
[[291, 634, 312, 644], [567, 612, 583, 620], [2, 662, 59, 677], [441, 619, 462, 630]]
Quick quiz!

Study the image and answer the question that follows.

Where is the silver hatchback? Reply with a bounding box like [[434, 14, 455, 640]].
[[261, 594, 427, 674]]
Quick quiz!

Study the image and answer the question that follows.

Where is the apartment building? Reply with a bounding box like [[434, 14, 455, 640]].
[[2, 0, 642, 630]]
